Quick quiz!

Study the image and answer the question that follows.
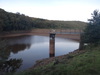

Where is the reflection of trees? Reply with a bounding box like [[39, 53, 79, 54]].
[[0, 39, 10, 60], [0, 58, 22, 74], [0, 48, 10, 60], [0, 39, 23, 74], [8, 44, 31, 54]]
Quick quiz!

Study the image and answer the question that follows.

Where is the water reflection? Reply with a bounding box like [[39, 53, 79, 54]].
[[0, 39, 22, 74], [0, 58, 22, 73], [8, 44, 31, 54], [0, 48, 10, 60], [49, 39, 55, 57]]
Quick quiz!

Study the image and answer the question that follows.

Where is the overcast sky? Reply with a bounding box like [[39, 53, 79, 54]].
[[0, 0, 100, 22]]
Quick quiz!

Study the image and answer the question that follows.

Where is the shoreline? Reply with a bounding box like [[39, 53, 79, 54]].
[[31, 49, 85, 69], [0, 29, 81, 38], [0, 32, 80, 41]]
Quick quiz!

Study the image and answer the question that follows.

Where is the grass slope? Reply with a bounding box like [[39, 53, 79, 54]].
[[14, 45, 100, 75]]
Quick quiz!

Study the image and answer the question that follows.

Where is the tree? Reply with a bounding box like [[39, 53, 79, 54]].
[[83, 10, 100, 44]]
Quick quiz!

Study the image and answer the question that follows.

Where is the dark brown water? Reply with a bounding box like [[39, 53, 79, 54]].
[[0, 35, 79, 72]]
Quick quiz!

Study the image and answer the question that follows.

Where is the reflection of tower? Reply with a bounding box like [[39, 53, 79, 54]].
[[49, 33, 56, 57]]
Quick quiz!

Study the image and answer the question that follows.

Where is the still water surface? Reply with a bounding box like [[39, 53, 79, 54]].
[[2, 35, 79, 72]]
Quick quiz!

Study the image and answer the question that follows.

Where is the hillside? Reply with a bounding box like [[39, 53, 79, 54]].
[[49, 20, 87, 29], [0, 8, 87, 32]]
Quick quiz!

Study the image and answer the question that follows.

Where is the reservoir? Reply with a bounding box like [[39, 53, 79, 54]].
[[1, 35, 79, 72]]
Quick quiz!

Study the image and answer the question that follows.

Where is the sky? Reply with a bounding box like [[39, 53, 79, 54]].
[[0, 0, 100, 22]]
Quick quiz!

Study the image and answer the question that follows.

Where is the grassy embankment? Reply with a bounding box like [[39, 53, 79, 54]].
[[13, 45, 100, 75]]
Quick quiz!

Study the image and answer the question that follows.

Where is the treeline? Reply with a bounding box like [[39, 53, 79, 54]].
[[0, 8, 87, 32], [0, 8, 36, 31]]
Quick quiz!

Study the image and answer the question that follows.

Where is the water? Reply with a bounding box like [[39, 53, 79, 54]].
[[0, 35, 79, 72]]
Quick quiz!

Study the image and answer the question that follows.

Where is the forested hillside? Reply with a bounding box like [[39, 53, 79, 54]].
[[0, 8, 87, 32]]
